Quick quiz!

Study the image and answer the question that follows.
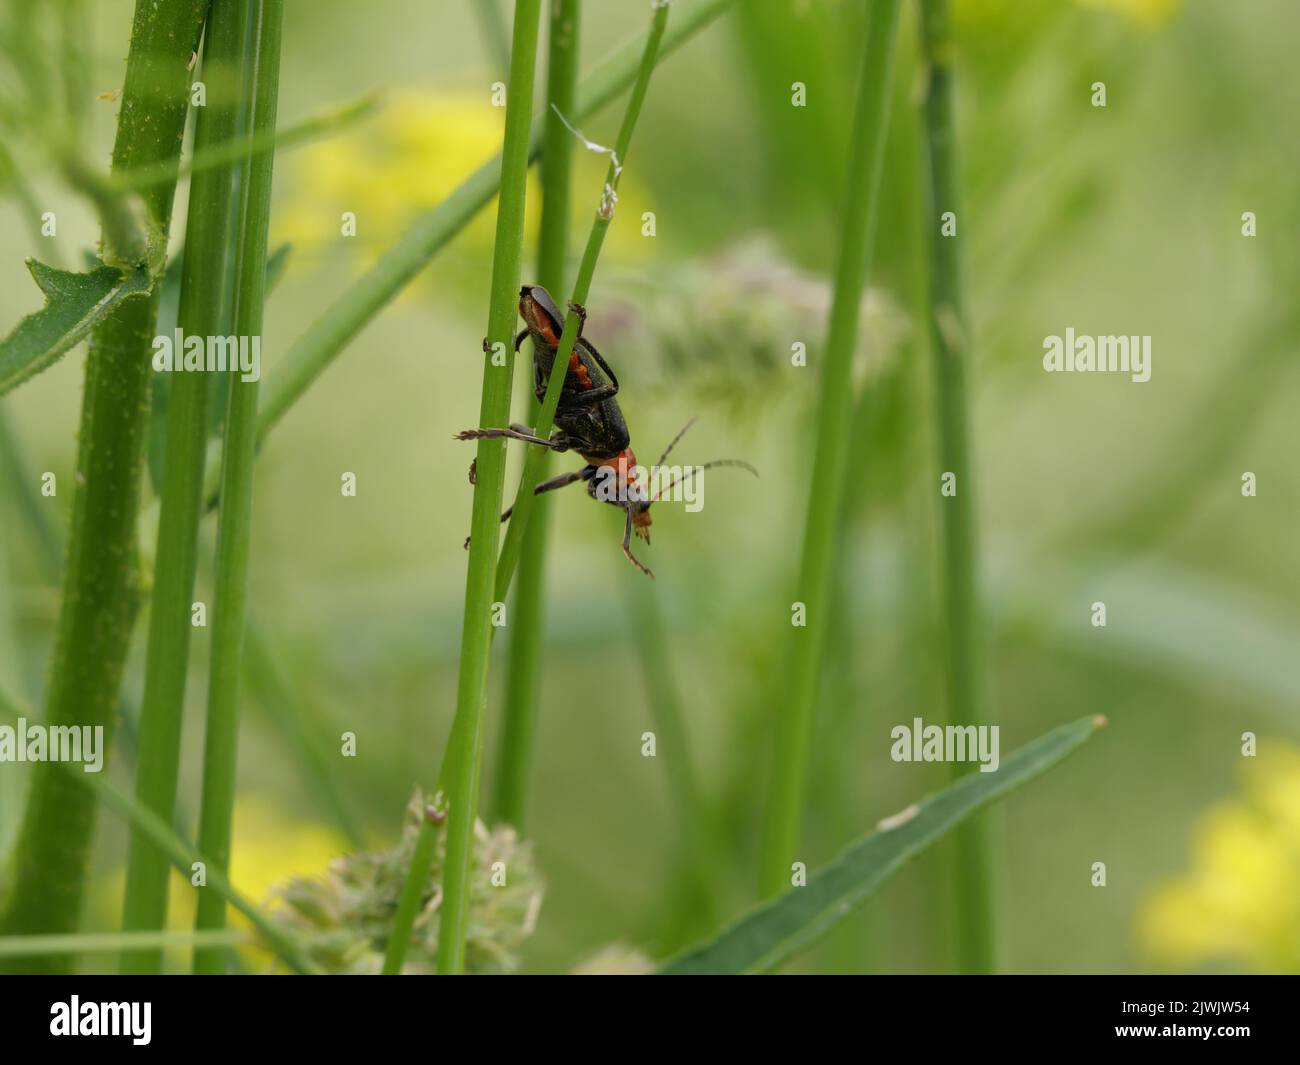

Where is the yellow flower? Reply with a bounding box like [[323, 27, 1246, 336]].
[[1074, 0, 1181, 27], [274, 89, 650, 283], [275, 90, 520, 260], [102, 797, 349, 970], [1136, 744, 1300, 972]]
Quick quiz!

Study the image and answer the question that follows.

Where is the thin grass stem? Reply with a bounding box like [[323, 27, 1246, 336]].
[[917, 0, 996, 973], [492, 0, 583, 834], [192, 0, 285, 975], [119, 4, 244, 974], [758, 0, 903, 900], [435, 0, 545, 977]]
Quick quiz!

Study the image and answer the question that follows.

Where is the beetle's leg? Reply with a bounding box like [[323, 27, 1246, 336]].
[[584, 341, 618, 391], [569, 383, 619, 405], [514, 328, 529, 351], [498, 466, 593, 523], [465, 467, 594, 546], [455, 426, 572, 452], [565, 338, 619, 406], [567, 300, 587, 335], [536, 465, 597, 493], [621, 508, 654, 579]]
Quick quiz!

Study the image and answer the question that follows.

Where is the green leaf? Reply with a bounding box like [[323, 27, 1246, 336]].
[[0, 259, 151, 397], [661, 714, 1106, 974]]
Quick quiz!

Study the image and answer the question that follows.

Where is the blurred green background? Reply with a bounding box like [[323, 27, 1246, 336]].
[[1, 0, 1298, 973]]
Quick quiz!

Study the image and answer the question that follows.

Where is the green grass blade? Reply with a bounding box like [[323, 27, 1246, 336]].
[[0, 0, 208, 973], [435, 0, 545, 977], [918, 0, 996, 972], [109, 92, 379, 194], [0, 929, 248, 959], [491, 0, 583, 834], [0, 260, 150, 397], [0, 408, 62, 576], [243, 620, 364, 847], [470, 0, 511, 77], [758, 0, 903, 899], [623, 575, 722, 933], [191, 0, 285, 975], [663, 715, 1106, 974]]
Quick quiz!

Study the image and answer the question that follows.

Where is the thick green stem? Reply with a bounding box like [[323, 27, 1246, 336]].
[[0, 0, 208, 972], [758, 0, 902, 900], [119, 6, 244, 974], [192, 0, 285, 975], [492, 0, 582, 833], [436, 0, 544, 977], [918, 0, 996, 973]]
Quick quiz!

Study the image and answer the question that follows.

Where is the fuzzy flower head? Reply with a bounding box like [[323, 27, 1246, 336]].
[[271, 790, 543, 974]]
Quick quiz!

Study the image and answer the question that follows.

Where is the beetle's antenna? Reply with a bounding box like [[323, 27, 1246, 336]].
[[655, 416, 698, 467], [650, 459, 758, 504]]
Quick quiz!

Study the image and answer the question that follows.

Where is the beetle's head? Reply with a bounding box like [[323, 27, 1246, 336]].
[[519, 284, 563, 345], [631, 422, 760, 549], [630, 500, 653, 542]]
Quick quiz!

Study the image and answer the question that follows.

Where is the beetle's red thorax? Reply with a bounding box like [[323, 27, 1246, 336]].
[[583, 447, 637, 479]]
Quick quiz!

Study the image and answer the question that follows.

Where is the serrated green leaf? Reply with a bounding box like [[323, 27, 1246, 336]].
[[0, 259, 151, 397], [660, 715, 1106, 974]]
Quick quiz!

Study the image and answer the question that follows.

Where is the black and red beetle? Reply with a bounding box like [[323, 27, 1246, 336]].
[[458, 285, 755, 577]]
